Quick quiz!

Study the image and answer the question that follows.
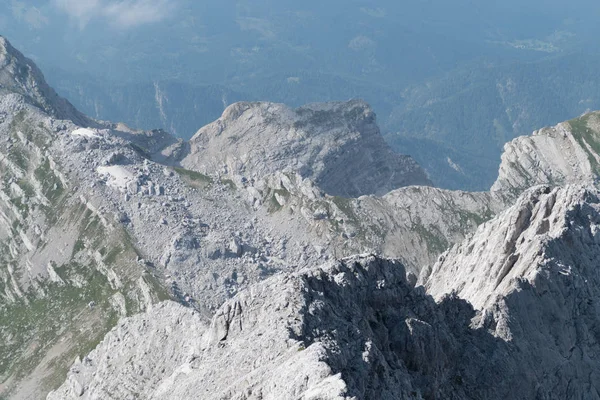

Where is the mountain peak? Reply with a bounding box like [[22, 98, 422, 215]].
[[183, 99, 431, 197], [0, 36, 88, 125]]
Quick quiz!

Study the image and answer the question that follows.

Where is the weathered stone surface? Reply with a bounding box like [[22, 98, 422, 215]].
[[49, 199, 600, 400]]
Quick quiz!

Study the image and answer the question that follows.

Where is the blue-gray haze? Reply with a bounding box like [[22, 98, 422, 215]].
[[2, 0, 600, 189]]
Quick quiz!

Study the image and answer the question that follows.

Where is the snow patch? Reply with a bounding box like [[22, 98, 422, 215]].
[[97, 166, 136, 192], [72, 128, 101, 139]]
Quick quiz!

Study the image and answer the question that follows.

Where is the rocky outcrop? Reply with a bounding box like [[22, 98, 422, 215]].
[[492, 112, 600, 195], [181, 100, 431, 197], [423, 184, 600, 397]]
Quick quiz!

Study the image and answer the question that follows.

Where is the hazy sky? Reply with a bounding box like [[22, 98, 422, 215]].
[[50, 0, 175, 29], [3, 0, 600, 85]]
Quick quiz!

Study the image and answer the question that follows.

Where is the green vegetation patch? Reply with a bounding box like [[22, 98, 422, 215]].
[[0, 199, 172, 398], [34, 159, 66, 205], [569, 113, 600, 174], [9, 110, 53, 151], [174, 167, 213, 189], [331, 196, 358, 222], [220, 178, 237, 190], [0, 263, 119, 395]]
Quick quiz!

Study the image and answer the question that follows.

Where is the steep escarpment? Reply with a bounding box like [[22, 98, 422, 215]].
[[181, 100, 431, 197], [423, 184, 600, 397]]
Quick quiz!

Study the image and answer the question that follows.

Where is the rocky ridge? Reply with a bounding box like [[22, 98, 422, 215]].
[[51, 188, 600, 400], [0, 37, 88, 126], [422, 184, 600, 398], [48, 255, 504, 400]]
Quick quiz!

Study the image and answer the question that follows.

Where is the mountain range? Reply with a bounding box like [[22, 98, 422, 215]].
[[4, 0, 600, 191], [1, 36, 600, 399]]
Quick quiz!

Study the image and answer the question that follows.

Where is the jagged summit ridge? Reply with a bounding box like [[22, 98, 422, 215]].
[[424, 184, 600, 308], [47, 255, 485, 400], [181, 99, 431, 197]]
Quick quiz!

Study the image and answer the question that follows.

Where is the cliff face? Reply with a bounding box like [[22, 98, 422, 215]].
[[422, 184, 600, 398], [182, 100, 431, 197]]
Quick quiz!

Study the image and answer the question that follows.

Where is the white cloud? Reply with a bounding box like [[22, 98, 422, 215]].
[[103, 0, 169, 28], [52, 0, 173, 29]]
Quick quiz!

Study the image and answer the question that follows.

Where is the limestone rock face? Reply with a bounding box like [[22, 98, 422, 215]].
[[492, 112, 600, 195], [181, 100, 431, 197], [425, 184, 600, 307]]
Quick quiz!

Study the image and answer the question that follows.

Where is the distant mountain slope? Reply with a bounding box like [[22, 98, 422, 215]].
[[387, 52, 600, 190], [181, 100, 431, 197], [43, 51, 600, 192], [44, 67, 247, 138]]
